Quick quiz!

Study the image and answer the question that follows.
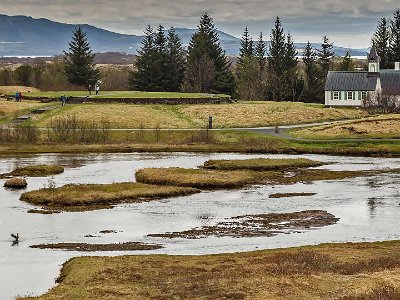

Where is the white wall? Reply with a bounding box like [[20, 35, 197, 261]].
[[325, 91, 363, 107]]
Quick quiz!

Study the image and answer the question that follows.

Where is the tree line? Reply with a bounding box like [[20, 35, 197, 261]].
[[1, 10, 399, 103], [129, 13, 362, 103]]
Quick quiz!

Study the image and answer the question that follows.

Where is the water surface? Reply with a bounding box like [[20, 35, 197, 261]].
[[1, 152, 400, 299]]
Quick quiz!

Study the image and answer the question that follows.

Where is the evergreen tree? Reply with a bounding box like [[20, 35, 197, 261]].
[[183, 13, 235, 93], [63, 26, 100, 87], [303, 42, 322, 102], [338, 51, 355, 71], [283, 33, 299, 100], [129, 26, 156, 91], [165, 27, 186, 91], [390, 9, 400, 63], [373, 18, 391, 69], [152, 25, 167, 91], [317, 36, 335, 76], [238, 26, 254, 64], [268, 17, 287, 100], [255, 32, 267, 69]]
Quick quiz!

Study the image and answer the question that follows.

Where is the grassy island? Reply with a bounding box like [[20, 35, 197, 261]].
[[1, 165, 64, 178], [203, 158, 324, 171], [20, 182, 200, 211]]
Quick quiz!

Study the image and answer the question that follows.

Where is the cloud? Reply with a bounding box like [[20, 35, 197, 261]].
[[2, 0, 399, 47]]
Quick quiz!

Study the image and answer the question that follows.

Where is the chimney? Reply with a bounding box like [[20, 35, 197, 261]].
[[396, 62, 400, 71]]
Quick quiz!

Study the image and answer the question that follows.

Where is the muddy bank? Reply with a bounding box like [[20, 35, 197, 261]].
[[30, 242, 163, 252], [149, 210, 339, 239], [269, 192, 317, 198]]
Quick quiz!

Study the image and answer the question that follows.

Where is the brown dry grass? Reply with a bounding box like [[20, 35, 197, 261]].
[[0, 99, 47, 119], [35, 101, 366, 129], [37, 104, 193, 129], [292, 114, 400, 139], [22, 241, 400, 300], [203, 158, 324, 171], [20, 182, 200, 211], [2, 165, 64, 177], [3, 177, 27, 188], [0, 86, 40, 94], [135, 167, 384, 189], [179, 101, 366, 128], [136, 168, 257, 189]]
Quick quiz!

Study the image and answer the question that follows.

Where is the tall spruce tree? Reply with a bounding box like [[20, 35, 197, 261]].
[[317, 36, 335, 76], [63, 26, 100, 87], [303, 41, 321, 102], [373, 18, 391, 69], [183, 13, 235, 93], [129, 26, 156, 91], [152, 25, 167, 91], [283, 33, 299, 100], [268, 17, 287, 100], [165, 27, 186, 91], [238, 27, 254, 65], [390, 9, 400, 63], [255, 32, 267, 69]]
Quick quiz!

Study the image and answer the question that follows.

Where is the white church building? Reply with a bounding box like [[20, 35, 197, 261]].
[[325, 46, 400, 107]]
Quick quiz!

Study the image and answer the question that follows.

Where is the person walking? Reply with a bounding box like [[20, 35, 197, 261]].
[[95, 83, 100, 95], [60, 94, 66, 106], [18, 91, 22, 102], [15, 91, 19, 102], [88, 84, 92, 95]]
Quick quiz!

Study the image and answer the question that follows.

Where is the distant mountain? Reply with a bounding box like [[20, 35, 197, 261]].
[[0, 14, 368, 57]]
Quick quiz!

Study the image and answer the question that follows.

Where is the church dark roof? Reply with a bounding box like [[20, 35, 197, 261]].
[[381, 70, 400, 95], [325, 71, 378, 91], [368, 45, 379, 61], [325, 70, 400, 94]]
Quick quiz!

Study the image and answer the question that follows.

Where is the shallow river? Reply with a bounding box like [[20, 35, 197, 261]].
[[1, 152, 400, 299]]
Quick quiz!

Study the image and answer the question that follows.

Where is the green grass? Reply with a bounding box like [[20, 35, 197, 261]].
[[21, 241, 400, 300], [20, 182, 200, 211]]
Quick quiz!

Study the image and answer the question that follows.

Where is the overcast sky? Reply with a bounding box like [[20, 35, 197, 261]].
[[3, 0, 400, 48]]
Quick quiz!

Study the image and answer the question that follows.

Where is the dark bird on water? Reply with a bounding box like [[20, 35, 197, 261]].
[[11, 233, 19, 242]]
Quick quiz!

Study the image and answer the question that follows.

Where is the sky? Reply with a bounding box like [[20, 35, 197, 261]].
[[2, 0, 400, 48]]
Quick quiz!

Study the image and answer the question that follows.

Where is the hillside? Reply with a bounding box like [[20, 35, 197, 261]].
[[0, 14, 368, 57]]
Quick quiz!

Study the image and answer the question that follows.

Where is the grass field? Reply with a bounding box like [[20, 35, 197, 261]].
[[31, 101, 367, 129], [22, 240, 400, 299], [291, 115, 400, 139], [0, 99, 51, 124]]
